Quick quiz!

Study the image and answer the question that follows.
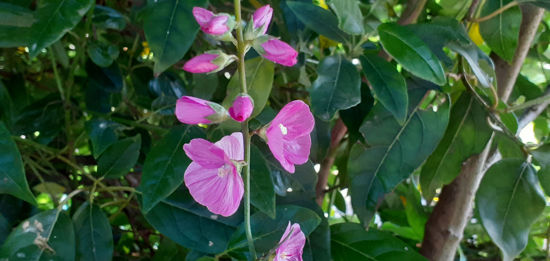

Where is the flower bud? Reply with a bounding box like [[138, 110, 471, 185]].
[[253, 5, 273, 35], [253, 38, 298, 67], [229, 94, 254, 122], [193, 7, 233, 36], [175, 96, 229, 125], [183, 50, 236, 74]]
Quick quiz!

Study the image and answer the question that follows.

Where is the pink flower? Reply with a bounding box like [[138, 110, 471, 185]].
[[183, 53, 219, 73], [265, 100, 314, 173], [275, 222, 306, 261], [192, 7, 230, 35], [175, 96, 228, 124], [183, 132, 244, 217], [261, 39, 298, 67], [228, 95, 254, 122], [253, 5, 273, 35]]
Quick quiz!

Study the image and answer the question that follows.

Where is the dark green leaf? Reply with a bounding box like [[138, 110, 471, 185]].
[[92, 5, 126, 31], [13, 95, 64, 145], [378, 23, 446, 85], [149, 72, 186, 115], [152, 238, 186, 261], [360, 53, 408, 123], [476, 159, 545, 261], [85, 119, 119, 159], [286, 1, 350, 43], [250, 145, 276, 218], [532, 144, 550, 195], [143, 0, 207, 74], [73, 203, 113, 261], [420, 93, 492, 201], [0, 122, 36, 205], [227, 205, 321, 255], [327, 0, 364, 35], [97, 135, 141, 179], [144, 188, 240, 254], [87, 42, 120, 68], [437, 0, 472, 20], [86, 61, 123, 93], [0, 3, 34, 47], [331, 223, 426, 260], [0, 209, 75, 260], [28, 0, 94, 57], [222, 57, 274, 118], [349, 87, 450, 224], [139, 125, 204, 213], [340, 84, 375, 142], [479, 0, 521, 62], [192, 73, 218, 100], [310, 55, 361, 121]]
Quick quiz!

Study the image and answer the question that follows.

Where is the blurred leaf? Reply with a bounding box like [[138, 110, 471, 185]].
[[152, 238, 186, 261], [496, 133, 525, 159], [311, 55, 361, 121], [13, 95, 64, 145], [349, 87, 450, 224], [420, 93, 492, 201], [476, 159, 545, 261], [86, 61, 123, 93], [143, 0, 207, 74], [28, 0, 94, 57], [479, 0, 521, 62], [0, 81, 14, 128], [92, 5, 126, 31], [33, 182, 66, 195], [287, 1, 350, 42], [73, 203, 113, 261], [437, 0, 472, 19], [139, 125, 204, 213], [309, 116, 331, 163], [250, 145, 276, 218], [378, 23, 446, 85], [0, 3, 33, 47], [222, 57, 274, 118], [144, 188, 241, 254], [97, 135, 141, 179], [227, 205, 321, 255], [85, 119, 119, 159], [331, 223, 427, 260], [192, 73, 218, 100], [532, 144, 550, 195], [0, 209, 75, 260], [340, 84, 375, 142], [87, 42, 120, 68], [0, 122, 36, 205], [327, 0, 364, 35], [360, 53, 408, 124]]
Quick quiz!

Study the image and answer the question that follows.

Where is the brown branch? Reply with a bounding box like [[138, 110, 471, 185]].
[[397, 0, 428, 25], [420, 5, 545, 261]]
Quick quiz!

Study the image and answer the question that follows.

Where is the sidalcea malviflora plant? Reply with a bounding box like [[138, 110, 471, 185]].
[[175, 3, 310, 259]]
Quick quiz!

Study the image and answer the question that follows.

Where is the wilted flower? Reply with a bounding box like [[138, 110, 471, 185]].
[[192, 7, 231, 35], [183, 133, 244, 217], [274, 222, 306, 261], [263, 100, 314, 173], [253, 5, 273, 35], [175, 96, 228, 124], [255, 38, 298, 67], [229, 94, 254, 122]]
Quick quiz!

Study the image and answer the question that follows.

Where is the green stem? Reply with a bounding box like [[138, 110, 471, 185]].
[[506, 94, 550, 112], [234, 0, 256, 259], [48, 47, 65, 101]]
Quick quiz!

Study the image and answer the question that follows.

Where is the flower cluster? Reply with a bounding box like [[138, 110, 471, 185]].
[[183, 5, 298, 74]]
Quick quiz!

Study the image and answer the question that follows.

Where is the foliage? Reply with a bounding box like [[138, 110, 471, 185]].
[[1, 0, 550, 260]]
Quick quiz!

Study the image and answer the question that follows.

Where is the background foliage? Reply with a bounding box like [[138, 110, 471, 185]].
[[1, 0, 550, 260]]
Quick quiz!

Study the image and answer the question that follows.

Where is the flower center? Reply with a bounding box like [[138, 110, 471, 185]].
[[279, 251, 290, 260], [217, 164, 233, 178], [279, 123, 288, 135]]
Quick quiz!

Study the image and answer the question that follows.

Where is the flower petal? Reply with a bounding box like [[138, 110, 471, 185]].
[[184, 162, 244, 217], [261, 39, 298, 67], [192, 7, 214, 26], [183, 138, 226, 168], [271, 100, 314, 140], [183, 54, 219, 74], [283, 134, 311, 166], [215, 132, 244, 161], [275, 222, 306, 261], [266, 126, 295, 173]]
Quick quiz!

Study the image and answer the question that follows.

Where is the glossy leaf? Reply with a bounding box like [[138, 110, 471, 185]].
[[420, 93, 492, 201], [97, 135, 141, 179], [532, 144, 550, 196], [73, 203, 113, 261], [378, 23, 446, 85], [331, 223, 427, 260], [340, 84, 375, 142], [360, 53, 408, 124], [0, 3, 34, 47], [85, 119, 119, 159], [250, 145, 276, 218], [327, 0, 364, 35], [139, 125, 204, 213], [144, 188, 241, 254], [92, 5, 126, 31], [222, 57, 274, 118], [479, 0, 521, 62], [143, 0, 207, 74], [310, 55, 361, 121], [28, 0, 94, 57], [476, 159, 545, 261], [0, 209, 75, 260], [227, 205, 321, 255], [348, 87, 450, 224], [0, 122, 36, 205], [87, 42, 119, 68], [286, 1, 350, 43]]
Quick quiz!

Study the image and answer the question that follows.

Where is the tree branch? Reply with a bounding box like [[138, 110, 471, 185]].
[[420, 5, 545, 261]]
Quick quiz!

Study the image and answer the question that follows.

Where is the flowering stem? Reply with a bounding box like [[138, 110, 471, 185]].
[[234, 0, 257, 259]]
